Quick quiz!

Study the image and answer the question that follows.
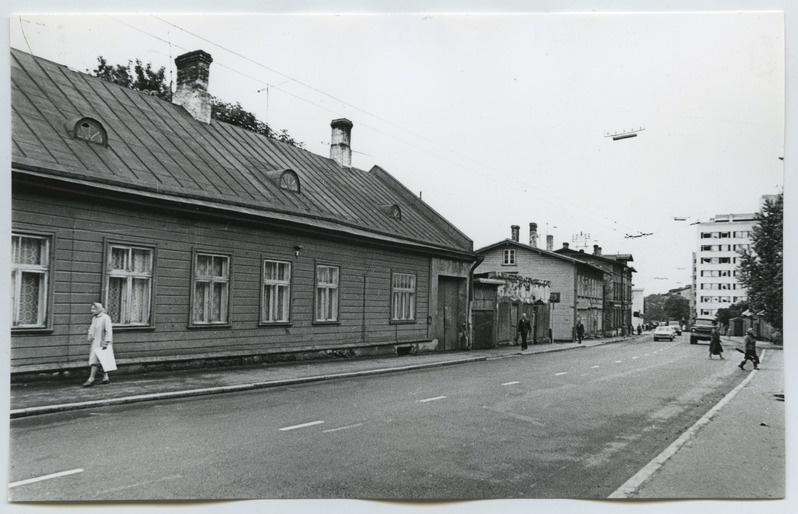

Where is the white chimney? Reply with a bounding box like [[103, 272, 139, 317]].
[[173, 50, 213, 124], [330, 118, 353, 167], [546, 235, 554, 252]]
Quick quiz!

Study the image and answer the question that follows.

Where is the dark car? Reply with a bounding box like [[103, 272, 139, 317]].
[[667, 323, 682, 336], [690, 316, 717, 344]]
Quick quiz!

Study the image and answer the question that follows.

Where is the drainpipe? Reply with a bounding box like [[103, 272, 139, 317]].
[[467, 254, 486, 350]]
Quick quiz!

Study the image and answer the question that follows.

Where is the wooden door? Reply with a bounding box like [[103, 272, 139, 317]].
[[472, 310, 494, 349], [437, 276, 464, 351]]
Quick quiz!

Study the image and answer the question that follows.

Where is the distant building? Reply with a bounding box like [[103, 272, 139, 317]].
[[475, 225, 605, 342], [691, 203, 764, 318]]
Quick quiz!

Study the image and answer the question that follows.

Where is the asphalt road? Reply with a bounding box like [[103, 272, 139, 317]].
[[9, 333, 748, 500]]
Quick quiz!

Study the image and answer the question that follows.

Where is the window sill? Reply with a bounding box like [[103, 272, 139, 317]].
[[112, 325, 156, 332], [390, 319, 418, 325], [312, 320, 340, 326], [258, 322, 292, 327], [11, 327, 54, 334], [187, 323, 232, 330]]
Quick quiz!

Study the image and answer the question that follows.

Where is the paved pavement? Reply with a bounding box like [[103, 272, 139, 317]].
[[9, 332, 786, 500]]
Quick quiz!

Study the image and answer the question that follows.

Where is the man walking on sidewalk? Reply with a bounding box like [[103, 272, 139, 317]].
[[576, 319, 585, 344], [517, 313, 532, 351], [739, 328, 760, 370]]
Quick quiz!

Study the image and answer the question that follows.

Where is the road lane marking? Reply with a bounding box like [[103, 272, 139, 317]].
[[554, 372, 568, 376], [279, 420, 324, 431], [418, 396, 447, 403], [502, 381, 520, 386], [591, 365, 600, 369], [96, 474, 182, 494], [9, 468, 84, 488], [323, 423, 364, 433], [608, 350, 767, 499], [615, 360, 623, 364], [632, 356, 638, 359]]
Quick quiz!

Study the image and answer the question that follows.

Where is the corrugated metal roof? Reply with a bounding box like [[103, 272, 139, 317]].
[[10, 48, 473, 255]]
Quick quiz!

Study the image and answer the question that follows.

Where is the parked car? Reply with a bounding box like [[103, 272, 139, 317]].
[[690, 316, 717, 344], [653, 325, 675, 341]]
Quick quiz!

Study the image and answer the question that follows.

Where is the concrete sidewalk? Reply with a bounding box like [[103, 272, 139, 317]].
[[612, 346, 785, 499], [10, 335, 636, 418]]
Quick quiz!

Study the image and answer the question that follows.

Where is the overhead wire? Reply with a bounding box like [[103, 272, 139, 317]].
[[105, 14, 644, 238]]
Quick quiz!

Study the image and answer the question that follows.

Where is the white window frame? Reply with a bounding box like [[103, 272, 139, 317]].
[[391, 272, 417, 322], [315, 264, 340, 322], [503, 249, 516, 265], [105, 243, 154, 327], [262, 259, 291, 323], [11, 233, 51, 329], [191, 252, 231, 326]]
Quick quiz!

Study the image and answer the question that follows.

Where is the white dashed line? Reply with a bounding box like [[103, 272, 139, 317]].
[[10, 469, 84, 488], [502, 381, 520, 386], [591, 365, 600, 369], [279, 420, 325, 431], [615, 360, 623, 364], [323, 423, 364, 433], [418, 396, 447, 403], [632, 356, 638, 359], [554, 372, 568, 376]]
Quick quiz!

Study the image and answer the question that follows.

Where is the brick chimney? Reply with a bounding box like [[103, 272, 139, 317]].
[[529, 223, 538, 248], [593, 244, 601, 256], [546, 235, 554, 252], [330, 118, 353, 167], [511, 225, 520, 242], [562, 242, 569, 250], [173, 50, 213, 124], [598, 246, 603, 256]]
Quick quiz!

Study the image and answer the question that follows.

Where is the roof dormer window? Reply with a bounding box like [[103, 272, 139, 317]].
[[72, 117, 107, 146], [390, 204, 402, 220], [280, 170, 300, 192]]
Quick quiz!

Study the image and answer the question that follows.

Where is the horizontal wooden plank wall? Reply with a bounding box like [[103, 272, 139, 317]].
[[11, 189, 434, 368]]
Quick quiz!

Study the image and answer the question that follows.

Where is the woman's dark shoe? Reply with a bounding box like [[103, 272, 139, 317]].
[[82, 380, 94, 387]]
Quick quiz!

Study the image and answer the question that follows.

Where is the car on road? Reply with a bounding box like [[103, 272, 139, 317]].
[[690, 316, 717, 344], [667, 324, 682, 336], [653, 325, 675, 341]]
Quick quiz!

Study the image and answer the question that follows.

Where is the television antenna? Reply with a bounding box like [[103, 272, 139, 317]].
[[571, 231, 591, 249]]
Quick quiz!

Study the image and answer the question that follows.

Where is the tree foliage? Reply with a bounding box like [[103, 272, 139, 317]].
[[90, 56, 304, 148], [715, 300, 750, 328], [644, 293, 690, 324], [738, 194, 783, 330]]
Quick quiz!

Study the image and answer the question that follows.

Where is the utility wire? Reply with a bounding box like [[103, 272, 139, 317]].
[[106, 15, 642, 238]]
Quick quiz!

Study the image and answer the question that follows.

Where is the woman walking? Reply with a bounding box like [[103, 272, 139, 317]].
[[708, 328, 724, 359], [83, 302, 113, 387]]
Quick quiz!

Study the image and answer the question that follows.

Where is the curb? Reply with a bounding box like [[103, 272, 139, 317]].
[[10, 336, 639, 419], [10, 356, 487, 419]]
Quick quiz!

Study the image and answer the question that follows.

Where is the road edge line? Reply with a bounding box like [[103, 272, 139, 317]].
[[607, 349, 767, 499]]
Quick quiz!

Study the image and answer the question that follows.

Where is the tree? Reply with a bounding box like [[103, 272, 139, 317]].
[[738, 193, 783, 330], [663, 295, 690, 323], [90, 56, 304, 148], [715, 300, 750, 328]]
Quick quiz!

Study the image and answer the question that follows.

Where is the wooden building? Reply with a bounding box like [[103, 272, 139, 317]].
[[475, 226, 604, 342], [555, 244, 636, 336], [10, 48, 477, 376]]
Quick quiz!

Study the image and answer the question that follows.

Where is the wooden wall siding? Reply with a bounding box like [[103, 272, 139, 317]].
[[476, 247, 577, 341], [11, 190, 436, 369], [11, 49, 471, 253]]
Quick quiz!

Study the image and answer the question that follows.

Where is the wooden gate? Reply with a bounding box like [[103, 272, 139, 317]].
[[437, 276, 466, 351], [472, 310, 494, 349]]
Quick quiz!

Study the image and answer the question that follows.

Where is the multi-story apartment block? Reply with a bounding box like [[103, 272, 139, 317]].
[[692, 209, 759, 318]]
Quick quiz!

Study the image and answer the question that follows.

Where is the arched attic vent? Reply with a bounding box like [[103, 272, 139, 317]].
[[66, 116, 108, 147], [264, 169, 301, 193]]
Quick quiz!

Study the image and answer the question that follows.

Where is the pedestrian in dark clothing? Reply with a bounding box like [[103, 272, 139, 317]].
[[738, 328, 759, 370], [576, 319, 585, 344], [517, 313, 532, 351], [708, 328, 724, 359]]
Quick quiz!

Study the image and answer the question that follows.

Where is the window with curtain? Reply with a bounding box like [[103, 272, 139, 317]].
[[391, 273, 416, 321], [193, 253, 230, 325], [11, 234, 50, 328], [262, 260, 291, 323], [315, 265, 339, 322], [106, 244, 153, 326]]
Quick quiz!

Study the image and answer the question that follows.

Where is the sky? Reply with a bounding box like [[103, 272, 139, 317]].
[[4, 7, 787, 297], [1, 3, 796, 512]]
